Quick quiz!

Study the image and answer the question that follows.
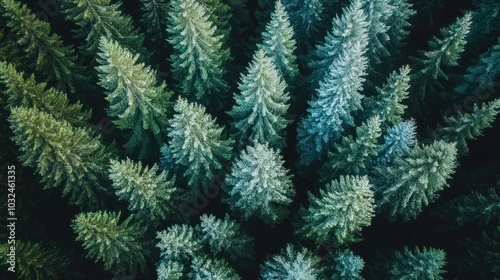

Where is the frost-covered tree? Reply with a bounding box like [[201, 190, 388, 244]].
[[228, 50, 291, 149], [297, 175, 375, 244], [431, 98, 500, 155], [257, 0, 298, 84], [97, 36, 172, 158], [0, 62, 90, 127], [140, 0, 169, 46], [1, 0, 91, 93], [282, 0, 323, 46], [167, 0, 230, 110], [72, 211, 149, 274], [376, 119, 417, 165], [387, 0, 416, 50], [224, 142, 294, 225], [375, 141, 458, 221], [189, 257, 241, 280], [109, 158, 178, 224], [455, 37, 500, 96], [329, 249, 365, 280], [9, 107, 111, 209], [308, 0, 368, 89], [362, 0, 396, 65], [261, 244, 325, 279], [298, 41, 368, 165], [61, 0, 149, 61], [388, 247, 446, 280], [410, 13, 472, 102], [156, 224, 202, 262], [168, 98, 233, 189]]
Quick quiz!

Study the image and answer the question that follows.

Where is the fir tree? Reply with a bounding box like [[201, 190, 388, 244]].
[[298, 41, 368, 165], [387, 0, 416, 50], [9, 107, 111, 209], [376, 119, 417, 165], [455, 37, 500, 96], [71, 211, 149, 274], [282, 0, 323, 46], [97, 36, 172, 158], [297, 175, 375, 244], [156, 224, 202, 262], [329, 249, 365, 280], [322, 116, 382, 181], [388, 247, 446, 280], [224, 141, 294, 225], [198, 0, 232, 41], [308, 0, 369, 89], [431, 98, 500, 155], [167, 0, 230, 110], [461, 226, 500, 275], [157, 260, 184, 280], [140, 0, 169, 46], [61, 0, 149, 61], [0, 241, 70, 280], [109, 158, 178, 224], [159, 144, 180, 174], [226, 0, 250, 42], [365, 65, 411, 127], [257, 0, 298, 84], [167, 98, 233, 189], [1, 0, 91, 94], [0, 61, 91, 127], [261, 244, 325, 279], [362, 0, 396, 65], [228, 50, 291, 149], [189, 256, 241, 280], [410, 13, 472, 102], [375, 141, 458, 222], [468, 0, 500, 44]]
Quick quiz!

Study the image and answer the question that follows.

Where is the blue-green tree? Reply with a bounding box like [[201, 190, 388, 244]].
[[329, 249, 365, 280], [388, 247, 446, 280], [362, 0, 395, 65], [468, 0, 500, 44], [387, 0, 416, 50], [282, 0, 323, 46], [261, 244, 325, 279], [376, 119, 417, 165]]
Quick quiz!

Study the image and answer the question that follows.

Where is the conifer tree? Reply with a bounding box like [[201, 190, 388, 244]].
[[461, 227, 500, 275], [9, 107, 111, 209], [72, 211, 149, 274], [362, 0, 396, 65], [157, 260, 184, 280], [387, 0, 415, 50], [329, 249, 365, 280], [282, 0, 323, 46], [257, 0, 298, 84], [226, 0, 250, 44], [159, 144, 180, 174], [410, 13, 472, 102], [168, 98, 233, 189], [109, 158, 178, 224], [308, 0, 368, 89], [228, 50, 291, 149], [61, 0, 149, 61], [0, 62, 91, 127], [468, 0, 500, 44], [156, 224, 202, 262], [376, 119, 417, 165], [1, 0, 91, 94], [455, 37, 500, 96], [198, 0, 232, 42], [167, 0, 230, 110], [224, 141, 294, 225], [297, 175, 375, 244], [388, 247, 446, 280], [375, 141, 458, 222], [322, 116, 382, 181], [432, 98, 500, 155], [189, 256, 241, 280], [140, 0, 169, 46], [97, 36, 172, 158], [0, 241, 70, 280], [261, 244, 325, 279], [365, 65, 411, 127], [298, 42, 368, 165]]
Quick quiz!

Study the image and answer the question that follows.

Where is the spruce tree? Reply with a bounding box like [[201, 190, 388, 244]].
[[282, 0, 323, 46], [72, 211, 149, 274], [97, 36, 172, 158], [388, 247, 446, 280], [167, 98, 233, 189], [157, 260, 184, 280], [224, 141, 294, 225], [387, 0, 415, 50], [0, 61, 91, 127], [298, 41, 368, 165], [156, 224, 202, 262], [362, 0, 396, 65], [375, 141, 458, 222], [468, 0, 500, 44], [159, 144, 180, 174], [140, 0, 169, 46], [189, 257, 241, 280], [9, 107, 111, 209], [228, 50, 291, 149], [461, 227, 500, 275], [431, 98, 500, 155], [376, 119, 417, 165], [308, 0, 368, 89], [257, 0, 298, 84], [261, 244, 325, 280], [410, 13, 472, 102], [61, 0, 149, 61], [109, 158, 178, 224], [1, 0, 91, 94], [297, 175, 375, 244], [329, 249, 365, 280], [167, 0, 230, 110], [198, 0, 232, 42]]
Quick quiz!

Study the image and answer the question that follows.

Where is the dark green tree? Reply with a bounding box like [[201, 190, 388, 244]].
[[140, 0, 169, 46], [282, 0, 323, 46], [387, 0, 416, 50], [388, 247, 446, 280], [460, 227, 500, 275]]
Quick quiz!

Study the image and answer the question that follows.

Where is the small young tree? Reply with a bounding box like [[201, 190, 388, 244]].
[[329, 249, 365, 280], [224, 142, 294, 225], [375, 119, 417, 165], [228, 50, 291, 149], [297, 175, 375, 244], [72, 211, 149, 274], [388, 247, 446, 280]]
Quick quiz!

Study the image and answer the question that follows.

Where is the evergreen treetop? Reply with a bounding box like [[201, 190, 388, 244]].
[[362, 0, 396, 65], [329, 249, 365, 280], [387, 0, 416, 50], [282, 0, 323, 45], [261, 244, 325, 279], [376, 119, 417, 165], [140, 0, 169, 47], [189, 256, 241, 280], [156, 224, 202, 262], [388, 247, 446, 280]]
